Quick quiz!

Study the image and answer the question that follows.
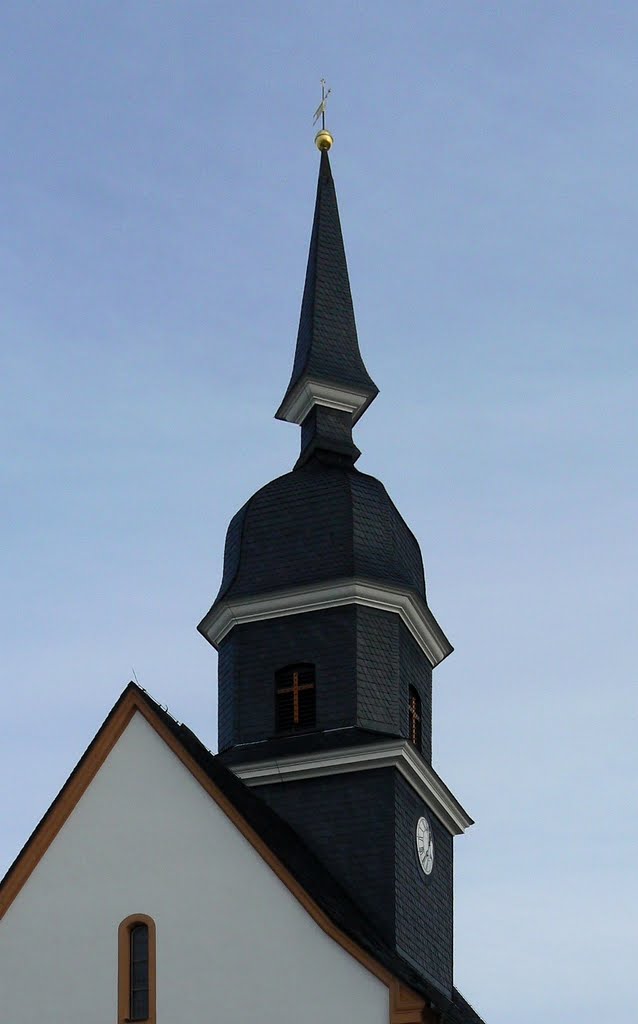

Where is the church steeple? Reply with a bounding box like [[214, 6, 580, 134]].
[[200, 128, 468, 1000], [276, 143, 378, 467]]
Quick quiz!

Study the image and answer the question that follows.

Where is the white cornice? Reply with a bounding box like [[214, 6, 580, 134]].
[[277, 379, 372, 425], [198, 579, 453, 667], [231, 739, 474, 836]]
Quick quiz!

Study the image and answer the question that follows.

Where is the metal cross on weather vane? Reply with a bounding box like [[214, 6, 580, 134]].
[[313, 79, 331, 129]]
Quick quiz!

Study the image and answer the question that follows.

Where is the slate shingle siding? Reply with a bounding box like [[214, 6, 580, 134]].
[[218, 604, 434, 753], [356, 606, 401, 733], [394, 773, 453, 995], [301, 406, 354, 451], [399, 628, 433, 763], [257, 766, 454, 998], [219, 608, 358, 746], [258, 769, 396, 940], [217, 635, 236, 752], [354, 607, 433, 759]]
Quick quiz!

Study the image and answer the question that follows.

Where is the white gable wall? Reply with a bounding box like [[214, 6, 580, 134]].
[[0, 712, 388, 1023]]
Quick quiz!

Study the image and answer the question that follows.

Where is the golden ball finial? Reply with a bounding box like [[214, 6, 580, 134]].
[[315, 129, 333, 151]]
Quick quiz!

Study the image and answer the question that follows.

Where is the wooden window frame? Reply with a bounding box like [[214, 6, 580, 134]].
[[408, 686, 422, 752], [118, 914, 156, 1024], [275, 663, 316, 733]]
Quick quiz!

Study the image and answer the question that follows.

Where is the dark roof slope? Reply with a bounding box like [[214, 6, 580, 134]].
[[134, 686, 485, 1024], [218, 724, 391, 768]]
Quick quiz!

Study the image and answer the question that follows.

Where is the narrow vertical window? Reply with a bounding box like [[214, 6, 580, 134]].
[[130, 924, 149, 1020], [408, 686, 422, 751], [275, 664, 316, 731], [118, 914, 156, 1024]]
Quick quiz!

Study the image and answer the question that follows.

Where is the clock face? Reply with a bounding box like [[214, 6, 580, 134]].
[[416, 816, 434, 875]]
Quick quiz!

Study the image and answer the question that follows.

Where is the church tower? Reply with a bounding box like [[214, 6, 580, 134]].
[[198, 132, 473, 999]]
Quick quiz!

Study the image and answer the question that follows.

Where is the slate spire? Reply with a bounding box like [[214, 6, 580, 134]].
[[276, 143, 378, 467]]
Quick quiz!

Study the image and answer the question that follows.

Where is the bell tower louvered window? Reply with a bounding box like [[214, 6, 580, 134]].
[[275, 664, 316, 732], [408, 686, 422, 751]]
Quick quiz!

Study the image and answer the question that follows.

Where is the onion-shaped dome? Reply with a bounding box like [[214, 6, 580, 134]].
[[213, 459, 426, 608]]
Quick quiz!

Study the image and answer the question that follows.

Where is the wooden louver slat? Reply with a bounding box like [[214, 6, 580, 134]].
[[275, 664, 316, 732], [408, 687, 422, 752]]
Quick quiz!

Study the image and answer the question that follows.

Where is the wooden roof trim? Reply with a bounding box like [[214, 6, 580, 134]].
[[0, 687, 433, 1023], [0, 691, 137, 921]]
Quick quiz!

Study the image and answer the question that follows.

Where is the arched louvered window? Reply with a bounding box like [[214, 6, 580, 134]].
[[408, 686, 422, 751], [275, 664, 316, 732], [118, 915, 156, 1024]]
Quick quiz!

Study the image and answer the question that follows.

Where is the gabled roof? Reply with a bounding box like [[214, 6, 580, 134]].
[[0, 683, 484, 1024]]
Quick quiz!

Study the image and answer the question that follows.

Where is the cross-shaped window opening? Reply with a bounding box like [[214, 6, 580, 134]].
[[408, 686, 422, 751], [275, 664, 316, 732]]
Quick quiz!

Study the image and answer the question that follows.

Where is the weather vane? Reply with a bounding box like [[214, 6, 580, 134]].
[[313, 79, 331, 129], [313, 79, 333, 151]]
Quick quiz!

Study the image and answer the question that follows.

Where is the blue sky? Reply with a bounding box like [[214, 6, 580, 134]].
[[1, 3, 636, 1021]]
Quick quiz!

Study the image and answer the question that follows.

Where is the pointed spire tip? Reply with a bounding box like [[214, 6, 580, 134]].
[[276, 116, 378, 441]]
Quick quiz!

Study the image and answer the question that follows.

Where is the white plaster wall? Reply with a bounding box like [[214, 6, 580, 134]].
[[0, 711, 388, 1023]]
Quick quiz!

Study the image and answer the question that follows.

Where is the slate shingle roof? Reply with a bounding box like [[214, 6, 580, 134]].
[[276, 150, 378, 418], [212, 458, 427, 608], [217, 724, 391, 767]]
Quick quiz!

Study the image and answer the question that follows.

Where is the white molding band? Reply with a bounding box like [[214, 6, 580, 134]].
[[198, 579, 453, 667], [231, 739, 474, 836], [277, 378, 372, 425]]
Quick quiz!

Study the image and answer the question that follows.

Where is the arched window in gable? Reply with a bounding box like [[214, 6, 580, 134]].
[[408, 686, 422, 752], [118, 914, 156, 1024], [275, 664, 316, 732]]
